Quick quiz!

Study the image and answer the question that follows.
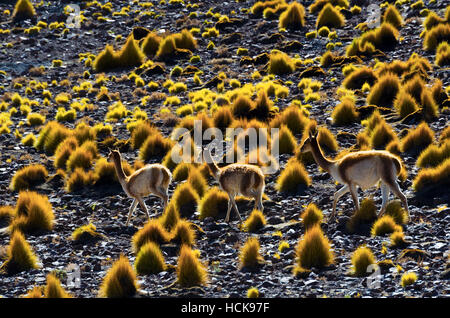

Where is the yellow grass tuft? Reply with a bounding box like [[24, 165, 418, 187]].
[[278, 1, 305, 30], [371, 215, 402, 236], [301, 203, 323, 230], [294, 225, 334, 270], [10, 191, 54, 233], [134, 242, 166, 275], [0, 231, 38, 274], [350, 245, 376, 277], [239, 237, 264, 269], [44, 274, 72, 298], [316, 4, 345, 28], [10, 164, 48, 192], [243, 209, 266, 232], [172, 183, 200, 217], [132, 219, 171, 253], [198, 187, 229, 220], [12, 0, 36, 23], [276, 159, 311, 193], [176, 245, 208, 287], [99, 255, 138, 298], [400, 272, 418, 287]]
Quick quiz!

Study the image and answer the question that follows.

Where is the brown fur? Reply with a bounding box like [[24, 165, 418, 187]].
[[109, 150, 172, 226], [204, 149, 266, 223]]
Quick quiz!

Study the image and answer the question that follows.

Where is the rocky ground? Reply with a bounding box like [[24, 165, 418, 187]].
[[0, 0, 448, 298]]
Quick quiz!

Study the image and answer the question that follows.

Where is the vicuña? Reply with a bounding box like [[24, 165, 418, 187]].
[[300, 129, 409, 221], [108, 149, 172, 226], [203, 145, 265, 223]]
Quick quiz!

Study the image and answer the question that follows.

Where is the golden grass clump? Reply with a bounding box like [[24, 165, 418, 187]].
[[35, 121, 72, 155], [243, 210, 266, 232], [247, 287, 259, 298], [300, 203, 323, 230], [382, 5, 404, 29], [278, 1, 305, 30], [132, 219, 171, 253], [239, 237, 264, 269], [156, 35, 177, 59], [139, 133, 173, 161], [421, 89, 439, 121], [198, 187, 229, 220], [390, 230, 408, 248], [0, 231, 38, 274], [346, 197, 378, 232], [44, 274, 72, 298], [93, 45, 117, 72], [268, 50, 296, 75], [436, 41, 450, 66], [170, 219, 196, 246], [130, 121, 158, 150], [176, 245, 208, 287], [309, 0, 349, 14], [65, 168, 94, 192], [331, 97, 359, 126], [134, 242, 166, 275], [54, 136, 78, 169], [187, 167, 208, 198], [385, 201, 409, 225], [12, 0, 36, 23], [66, 146, 94, 172], [213, 106, 234, 130], [141, 32, 162, 57], [350, 246, 376, 277], [99, 255, 138, 298], [93, 157, 133, 186], [400, 272, 418, 288], [276, 159, 311, 193], [370, 121, 398, 150], [158, 202, 180, 231], [367, 73, 401, 107], [0, 206, 14, 225], [10, 191, 54, 233], [371, 215, 402, 236], [401, 122, 434, 154], [394, 89, 419, 118], [71, 223, 103, 242], [116, 35, 146, 68], [270, 105, 309, 135], [275, 125, 297, 154], [316, 4, 345, 28], [342, 66, 377, 90], [413, 157, 450, 192], [232, 95, 254, 118], [423, 24, 450, 52], [174, 29, 197, 51], [172, 183, 200, 217], [294, 225, 334, 271], [360, 23, 399, 50], [417, 139, 450, 168], [10, 164, 48, 192]]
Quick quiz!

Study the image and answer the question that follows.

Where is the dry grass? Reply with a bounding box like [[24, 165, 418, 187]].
[[294, 225, 334, 270], [350, 246, 376, 277], [176, 245, 208, 287], [99, 255, 138, 298], [10, 164, 48, 192]]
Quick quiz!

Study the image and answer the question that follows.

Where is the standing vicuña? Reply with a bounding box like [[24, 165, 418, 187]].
[[300, 130, 409, 221], [108, 149, 172, 226], [203, 146, 265, 223]]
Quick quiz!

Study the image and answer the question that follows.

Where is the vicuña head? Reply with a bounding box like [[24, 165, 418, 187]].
[[202, 144, 266, 224], [108, 148, 172, 227], [299, 128, 409, 221]]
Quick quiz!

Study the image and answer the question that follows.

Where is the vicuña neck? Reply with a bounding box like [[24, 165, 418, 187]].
[[310, 140, 334, 172], [112, 154, 127, 181]]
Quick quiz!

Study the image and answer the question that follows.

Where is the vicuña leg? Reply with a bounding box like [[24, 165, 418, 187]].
[[155, 186, 169, 211], [378, 183, 390, 217], [126, 198, 138, 226], [388, 180, 410, 219], [349, 183, 360, 212], [136, 196, 151, 220], [331, 184, 349, 220]]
